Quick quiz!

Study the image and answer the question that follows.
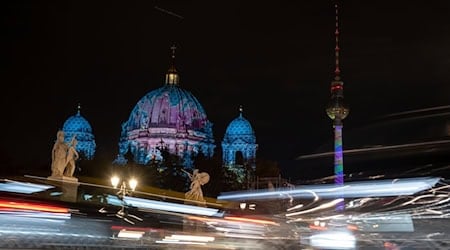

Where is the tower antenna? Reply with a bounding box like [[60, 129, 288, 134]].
[[334, 3, 341, 81]]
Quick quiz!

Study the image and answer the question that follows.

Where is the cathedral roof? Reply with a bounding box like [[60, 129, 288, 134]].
[[223, 107, 256, 144], [62, 105, 96, 160], [125, 84, 210, 131], [225, 114, 254, 136], [62, 108, 93, 133], [123, 46, 213, 136]]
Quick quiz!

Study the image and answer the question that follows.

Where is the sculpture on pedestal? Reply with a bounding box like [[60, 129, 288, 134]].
[[64, 137, 79, 177], [51, 130, 69, 177], [50, 130, 79, 179], [183, 169, 209, 203]]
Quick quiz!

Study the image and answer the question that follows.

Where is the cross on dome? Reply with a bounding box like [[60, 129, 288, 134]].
[[77, 103, 81, 115], [171, 45, 176, 58]]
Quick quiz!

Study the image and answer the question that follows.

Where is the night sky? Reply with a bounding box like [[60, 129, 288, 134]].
[[2, 1, 450, 177]]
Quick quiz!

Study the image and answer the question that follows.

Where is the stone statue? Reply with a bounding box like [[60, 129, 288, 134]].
[[183, 169, 210, 203], [51, 130, 69, 177], [63, 136, 79, 177]]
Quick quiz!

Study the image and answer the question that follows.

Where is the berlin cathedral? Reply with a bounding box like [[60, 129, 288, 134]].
[[58, 47, 258, 179]]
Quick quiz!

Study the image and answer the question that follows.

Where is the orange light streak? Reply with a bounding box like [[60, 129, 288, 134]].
[[224, 216, 280, 226], [0, 199, 68, 213]]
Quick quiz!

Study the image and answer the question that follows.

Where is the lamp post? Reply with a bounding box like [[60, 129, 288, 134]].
[[109, 175, 142, 224], [111, 175, 138, 199]]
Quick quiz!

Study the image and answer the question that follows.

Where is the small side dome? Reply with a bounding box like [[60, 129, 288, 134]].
[[223, 107, 256, 144], [225, 115, 254, 137], [63, 112, 93, 133], [221, 106, 258, 173], [62, 105, 96, 160]]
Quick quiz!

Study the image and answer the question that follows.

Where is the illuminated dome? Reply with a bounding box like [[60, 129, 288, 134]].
[[116, 47, 215, 167], [222, 106, 257, 170], [62, 106, 96, 160], [224, 113, 256, 143], [125, 85, 210, 132]]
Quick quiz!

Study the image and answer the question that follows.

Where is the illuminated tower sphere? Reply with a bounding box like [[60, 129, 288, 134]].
[[62, 105, 96, 160], [115, 46, 215, 168], [326, 4, 349, 187], [222, 106, 258, 176]]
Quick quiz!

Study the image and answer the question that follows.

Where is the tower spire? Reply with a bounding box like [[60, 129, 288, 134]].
[[239, 105, 243, 117], [334, 4, 341, 81], [165, 44, 179, 85]]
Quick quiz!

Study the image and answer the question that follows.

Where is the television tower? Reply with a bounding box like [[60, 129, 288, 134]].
[[326, 4, 349, 189]]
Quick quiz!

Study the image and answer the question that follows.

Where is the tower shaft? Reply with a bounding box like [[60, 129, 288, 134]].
[[326, 4, 349, 209]]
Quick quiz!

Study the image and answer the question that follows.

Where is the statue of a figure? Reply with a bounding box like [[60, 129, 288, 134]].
[[183, 169, 210, 203], [140, 113, 149, 130], [51, 130, 69, 177], [63, 136, 79, 177]]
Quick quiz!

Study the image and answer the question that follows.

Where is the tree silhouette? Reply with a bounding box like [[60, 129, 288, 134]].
[[157, 147, 186, 192], [124, 145, 135, 165]]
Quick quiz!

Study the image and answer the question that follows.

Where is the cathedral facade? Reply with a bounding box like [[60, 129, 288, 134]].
[[61, 47, 257, 174], [114, 48, 216, 169]]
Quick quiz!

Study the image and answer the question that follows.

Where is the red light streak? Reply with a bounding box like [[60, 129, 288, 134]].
[[187, 215, 279, 226], [0, 199, 68, 213]]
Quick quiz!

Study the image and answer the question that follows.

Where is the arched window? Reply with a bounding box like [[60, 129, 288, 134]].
[[235, 151, 244, 166]]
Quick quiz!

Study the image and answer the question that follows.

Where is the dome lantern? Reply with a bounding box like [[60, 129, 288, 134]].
[[165, 45, 179, 85]]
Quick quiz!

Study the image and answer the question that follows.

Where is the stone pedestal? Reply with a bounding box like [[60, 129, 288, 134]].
[[47, 176, 80, 203]]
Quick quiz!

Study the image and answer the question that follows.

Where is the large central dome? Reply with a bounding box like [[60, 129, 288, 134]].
[[116, 47, 215, 167], [125, 85, 209, 131]]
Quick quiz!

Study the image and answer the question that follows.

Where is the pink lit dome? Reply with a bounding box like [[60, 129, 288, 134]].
[[116, 46, 215, 166]]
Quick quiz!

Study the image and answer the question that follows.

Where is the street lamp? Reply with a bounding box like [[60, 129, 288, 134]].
[[111, 175, 138, 199], [108, 175, 142, 225]]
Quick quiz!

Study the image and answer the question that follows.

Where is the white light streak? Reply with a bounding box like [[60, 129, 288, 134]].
[[286, 203, 303, 211], [310, 231, 356, 249], [218, 177, 439, 200], [123, 196, 223, 217], [117, 229, 144, 239], [166, 234, 215, 242], [286, 199, 344, 217], [0, 179, 54, 194]]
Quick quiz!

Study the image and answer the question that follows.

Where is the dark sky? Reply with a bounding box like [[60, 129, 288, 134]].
[[2, 1, 450, 176]]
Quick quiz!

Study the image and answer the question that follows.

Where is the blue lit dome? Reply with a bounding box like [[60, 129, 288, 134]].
[[222, 107, 257, 169], [62, 107, 96, 160], [223, 112, 256, 144]]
